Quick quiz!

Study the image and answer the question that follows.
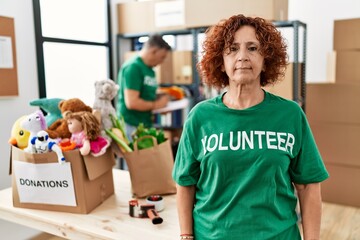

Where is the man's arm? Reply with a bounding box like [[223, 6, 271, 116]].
[[124, 89, 168, 111], [294, 182, 322, 240]]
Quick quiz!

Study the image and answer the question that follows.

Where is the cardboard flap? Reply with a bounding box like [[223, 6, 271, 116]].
[[83, 148, 115, 181], [11, 146, 59, 165]]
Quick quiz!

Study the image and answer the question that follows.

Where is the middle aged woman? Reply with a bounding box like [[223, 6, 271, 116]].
[[172, 14, 329, 240]]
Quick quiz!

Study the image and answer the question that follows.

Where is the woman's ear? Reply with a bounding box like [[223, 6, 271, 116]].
[[221, 65, 225, 72]]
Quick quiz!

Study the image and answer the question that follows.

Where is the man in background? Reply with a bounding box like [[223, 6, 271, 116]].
[[117, 34, 171, 139]]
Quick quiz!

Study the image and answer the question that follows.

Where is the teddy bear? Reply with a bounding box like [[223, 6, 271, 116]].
[[93, 79, 119, 140], [46, 98, 93, 140]]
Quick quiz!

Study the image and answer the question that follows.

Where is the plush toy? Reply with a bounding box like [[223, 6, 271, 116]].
[[29, 98, 63, 126], [21, 110, 47, 153], [64, 111, 110, 157], [93, 79, 119, 133], [31, 130, 65, 164], [8, 115, 31, 149], [47, 98, 93, 140]]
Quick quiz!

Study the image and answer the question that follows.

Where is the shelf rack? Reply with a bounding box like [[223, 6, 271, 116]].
[[116, 20, 307, 111]]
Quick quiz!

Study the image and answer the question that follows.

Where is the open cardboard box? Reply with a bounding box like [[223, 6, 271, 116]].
[[9, 146, 115, 214]]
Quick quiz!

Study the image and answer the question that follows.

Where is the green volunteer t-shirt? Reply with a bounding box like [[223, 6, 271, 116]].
[[117, 55, 158, 127], [172, 90, 329, 240]]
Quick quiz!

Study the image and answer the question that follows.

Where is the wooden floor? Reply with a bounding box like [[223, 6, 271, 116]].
[[31, 202, 360, 240]]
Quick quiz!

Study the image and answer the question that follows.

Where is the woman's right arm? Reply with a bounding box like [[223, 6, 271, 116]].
[[176, 184, 196, 236]]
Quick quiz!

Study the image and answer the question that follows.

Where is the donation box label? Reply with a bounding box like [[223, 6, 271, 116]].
[[13, 160, 77, 206]]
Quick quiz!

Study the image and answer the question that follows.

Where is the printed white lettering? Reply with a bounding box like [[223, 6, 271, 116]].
[[266, 131, 277, 149], [254, 131, 265, 149], [277, 132, 287, 151], [242, 131, 254, 149], [207, 134, 218, 153], [285, 133, 295, 155], [201, 136, 207, 155], [229, 131, 241, 150], [200, 130, 296, 156], [218, 133, 228, 150]]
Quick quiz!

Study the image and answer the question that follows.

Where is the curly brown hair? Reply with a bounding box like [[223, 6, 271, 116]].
[[197, 14, 288, 88]]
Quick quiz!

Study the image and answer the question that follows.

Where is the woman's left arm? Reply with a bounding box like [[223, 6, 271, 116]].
[[294, 182, 322, 240]]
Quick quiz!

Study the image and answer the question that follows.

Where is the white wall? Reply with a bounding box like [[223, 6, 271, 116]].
[[0, 0, 39, 190], [288, 0, 360, 82]]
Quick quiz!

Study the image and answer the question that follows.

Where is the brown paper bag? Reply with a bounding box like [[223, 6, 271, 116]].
[[123, 136, 176, 198]]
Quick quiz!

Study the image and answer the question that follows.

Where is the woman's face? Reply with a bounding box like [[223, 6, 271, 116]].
[[222, 25, 265, 86]]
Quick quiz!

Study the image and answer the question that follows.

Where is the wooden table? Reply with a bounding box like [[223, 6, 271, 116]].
[[1, 169, 359, 240], [0, 169, 179, 240]]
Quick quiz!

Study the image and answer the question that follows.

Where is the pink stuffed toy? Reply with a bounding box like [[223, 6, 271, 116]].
[[63, 111, 109, 157]]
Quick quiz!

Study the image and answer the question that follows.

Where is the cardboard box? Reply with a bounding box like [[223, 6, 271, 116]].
[[322, 163, 360, 208], [155, 51, 173, 84], [263, 63, 302, 100], [309, 121, 360, 167], [334, 18, 360, 51], [117, 1, 155, 34], [172, 51, 193, 84], [10, 146, 115, 214], [185, 0, 288, 29], [326, 50, 360, 84], [117, 0, 288, 34], [307, 83, 360, 124]]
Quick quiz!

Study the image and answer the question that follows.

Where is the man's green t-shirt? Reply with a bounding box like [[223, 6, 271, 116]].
[[117, 55, 158, 127], [172, 91, 329, 239]]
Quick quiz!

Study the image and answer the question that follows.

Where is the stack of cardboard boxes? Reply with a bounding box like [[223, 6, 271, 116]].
[[307, 18, 360, 207]]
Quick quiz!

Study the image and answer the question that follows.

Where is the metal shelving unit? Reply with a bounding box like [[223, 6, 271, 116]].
[[116, 20, 307, 111]]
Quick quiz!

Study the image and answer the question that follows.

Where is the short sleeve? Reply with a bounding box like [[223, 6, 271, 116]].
[[123, 64, 142, 91], [172, 123, 201, 186], [289, 111, 329, 184]]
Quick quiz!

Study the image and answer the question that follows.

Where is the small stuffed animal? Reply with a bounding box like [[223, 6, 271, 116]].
[[64, 111, 110, 157], [93, 79, 119, 132], [29, 98, 63, 126], [47, 98, 93, 139], [21, 110, 47, 153], [8, 115, 31, 149], [31, 130, 65, 164]]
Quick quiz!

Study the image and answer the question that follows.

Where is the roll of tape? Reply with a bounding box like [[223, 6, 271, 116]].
[[146, 195, 165, 212]]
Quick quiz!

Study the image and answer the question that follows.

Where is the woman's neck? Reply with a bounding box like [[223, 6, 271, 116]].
[[223, 84, 264, 110]]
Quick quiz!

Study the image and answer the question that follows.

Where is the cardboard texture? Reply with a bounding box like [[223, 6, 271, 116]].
[[172, 51, 193, 84], [326, 50, 360, 84], [10, 146, 115, 214], [309, 121, 360, 167], [117, 0, 288, 34], [263, 63, 302, 100], [123, 137, 176, 198], [333, 18, 360, 51], [306, 83, 360, 124], [185, 0, 288, 28], [321, 163, 360, 208], [117, 1, 155, 34]]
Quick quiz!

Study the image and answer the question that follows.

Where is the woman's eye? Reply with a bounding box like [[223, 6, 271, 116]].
[[230, 46, 238, 52], [248, 46, 258, 52]]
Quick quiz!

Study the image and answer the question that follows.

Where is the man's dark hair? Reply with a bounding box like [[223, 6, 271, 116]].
[[144, 34, 171, 50]]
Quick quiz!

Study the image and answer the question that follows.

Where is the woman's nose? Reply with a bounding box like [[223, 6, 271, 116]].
[[237, 46, 249, 61]]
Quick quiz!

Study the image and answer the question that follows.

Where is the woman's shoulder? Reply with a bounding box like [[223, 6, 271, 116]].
[[265, 91, 303, 112]]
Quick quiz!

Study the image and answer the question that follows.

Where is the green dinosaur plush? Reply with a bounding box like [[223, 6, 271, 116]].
[[30, 98, 63, 126]]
